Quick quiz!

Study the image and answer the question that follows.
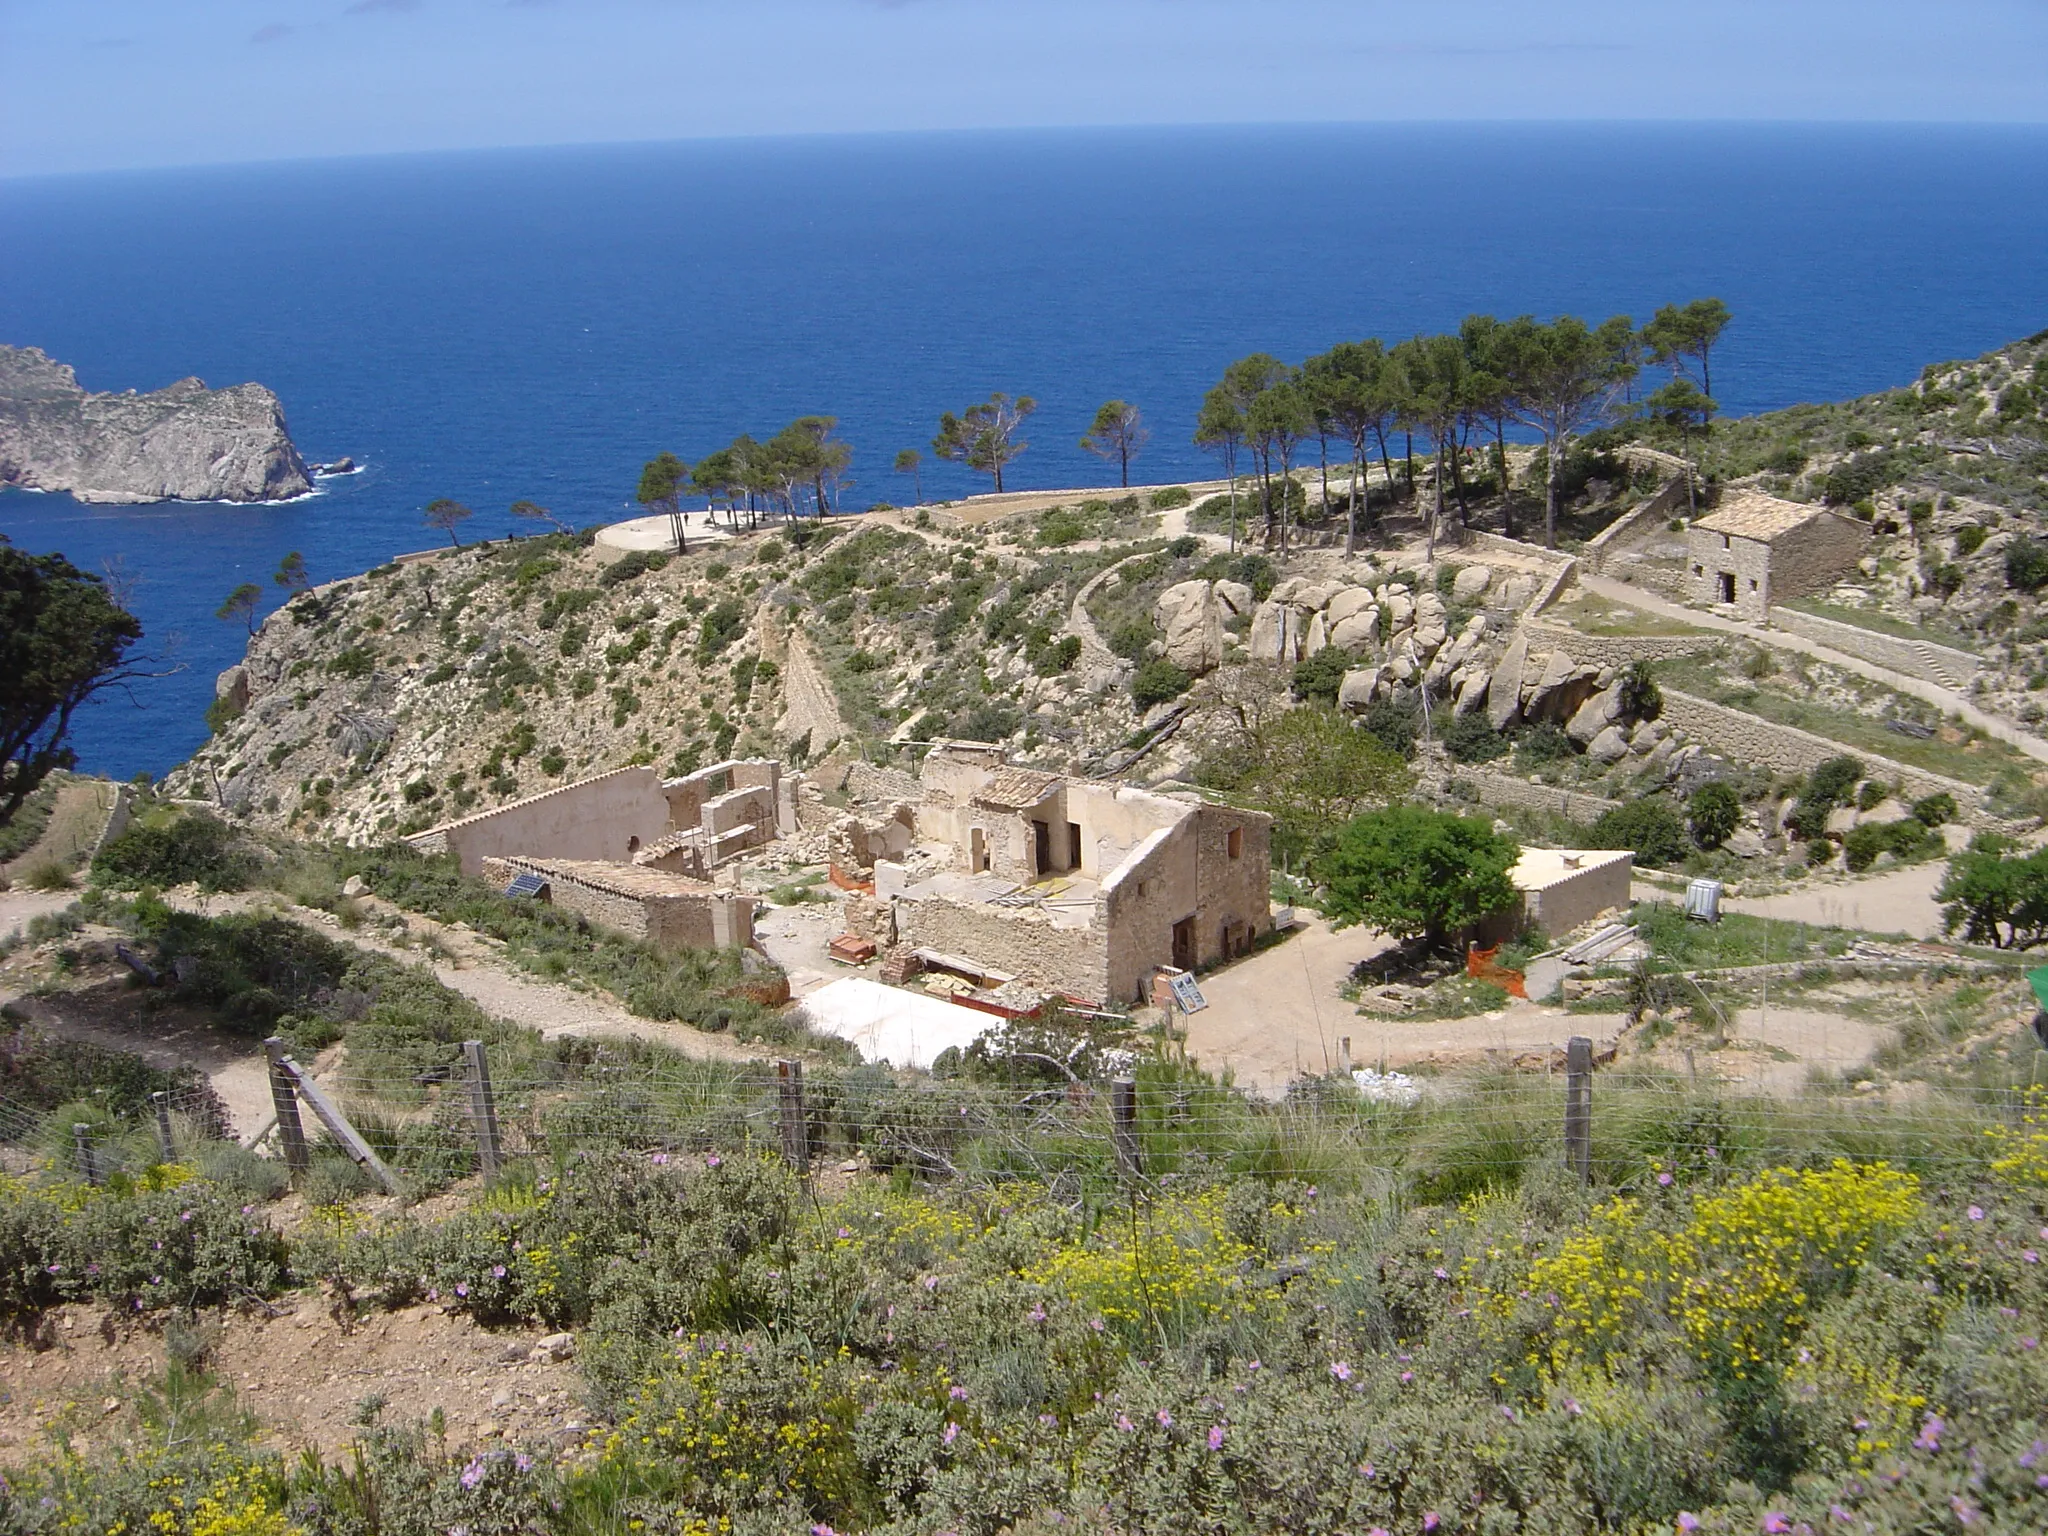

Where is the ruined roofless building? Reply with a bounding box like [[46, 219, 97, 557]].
[[1686, 491, 1868, 622], [871, 742, 1274, 1006], [406, 760, 797, 951]]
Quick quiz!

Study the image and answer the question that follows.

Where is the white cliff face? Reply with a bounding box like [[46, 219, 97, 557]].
[[0, 346, 312, 504]]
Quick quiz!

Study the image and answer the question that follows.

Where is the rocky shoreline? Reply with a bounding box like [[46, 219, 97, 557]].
[[0, 344, 312, 504]]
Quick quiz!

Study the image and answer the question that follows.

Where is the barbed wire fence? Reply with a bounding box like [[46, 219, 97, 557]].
[[17, 1028, 2039, 1198]]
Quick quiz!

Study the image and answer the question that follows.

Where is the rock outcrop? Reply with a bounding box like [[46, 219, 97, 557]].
[[0, 345, 311, 504]]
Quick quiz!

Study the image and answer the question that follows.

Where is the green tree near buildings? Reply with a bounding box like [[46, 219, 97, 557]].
[[1, 536, 145, 830], [1389, 332, 1472, 563], [1937, 835, 2048, 950], [1317, 804, 1520, 951], [423, 497, 475, 548], [1499, 314, 1639, 549], [1641, 377, 1718, 516], [1643, 297, 1732, 399], [1688, 780, 1742, 850], [1240, 708, 1412, 860], [1080, 400, 1149, 488], [934, 393, 1036, 493]]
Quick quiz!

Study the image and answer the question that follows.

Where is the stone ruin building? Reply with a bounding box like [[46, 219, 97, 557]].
[[832, 742, 1274, 1007], [407, 759, 796, 951], [1686, 491, 1868, 622]]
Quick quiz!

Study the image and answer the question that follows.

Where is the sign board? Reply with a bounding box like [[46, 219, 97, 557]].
[[1168, 972, 1208, 1015]]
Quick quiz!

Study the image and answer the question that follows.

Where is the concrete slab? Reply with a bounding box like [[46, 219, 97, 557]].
[[797, 976, 998, 1069]]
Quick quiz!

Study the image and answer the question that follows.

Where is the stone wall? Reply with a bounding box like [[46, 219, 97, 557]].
[[1583, 477, 1689, 575], [894, 896, 1111, 1002], [1688, 527, 1774, 618], [421, 767, 670, 875], [1657, 688, 1985, 815], [483, 855, 652, 940], [1769, 513, 1871, 605], [1767, 607, 1979, 688], [846, 760, 922, 807], [1521, 621, 1721, 668], [1442, 767, 1622, 826]]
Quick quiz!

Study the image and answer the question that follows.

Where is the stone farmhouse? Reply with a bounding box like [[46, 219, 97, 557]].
[[406, 759, 797, 951], [852, 743, 1275, 1007], [1686, 491, 1868, 621]]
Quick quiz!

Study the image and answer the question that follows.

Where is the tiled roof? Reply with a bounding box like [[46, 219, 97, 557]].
[[971, 767, 1063, 810], [1693, 492, 1842, 543]]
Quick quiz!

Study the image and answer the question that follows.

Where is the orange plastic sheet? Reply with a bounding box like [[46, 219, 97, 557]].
[[1466, 942, 1528, 999]]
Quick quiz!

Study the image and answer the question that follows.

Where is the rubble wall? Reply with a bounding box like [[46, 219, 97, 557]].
[[435, 768, 669, 875], [894, 897, 1111, 1002], [1767, 607, 1978, 685]]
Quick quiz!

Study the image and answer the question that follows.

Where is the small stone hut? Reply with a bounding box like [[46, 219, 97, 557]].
[[1686, 492, 1867, 621]]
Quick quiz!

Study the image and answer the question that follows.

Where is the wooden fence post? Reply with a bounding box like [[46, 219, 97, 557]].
[[150, 1091, 177, 1163], [265, 1038, 310, 1177], [777, 1060, 808, 1172], [1564, 1036, 1593, 1184], [462, 1040, 502, 1178], [73, 1124, 99, 1187], [1111, 1078, 1143, 1183], [279, 1059, 403, 1196]]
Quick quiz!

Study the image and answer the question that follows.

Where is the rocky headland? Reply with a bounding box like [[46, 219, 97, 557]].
[[0, 344, 312, 504]]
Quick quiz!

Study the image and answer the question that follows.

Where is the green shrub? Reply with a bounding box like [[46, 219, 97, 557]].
[[1441, 710, 1508, 765], [1954, 523, 1989, 556], [1856, 778, 1888, 812], [1108, 621, 1157, 663], [1130, 659, 1192, 711], [1166, 534, 1200, 558], [1590, 798, 1691, 867], [1358, 697, 1419, 761], [1513, 721, 1575, 769], [1787, 755, 1865, 841], [597, 549, 670, 587], [1149, 486, 1192, 510], [2005, 536, 2048, 592], [1910, 791, 1958, 827], [1842, 818, 1939, 873], [93, 812, 258, 893], [1688, 781, 1742, 849], [20, 856, 72, 891], [1289, 648, 1350, 706], [1821, 449, 1899, 506]]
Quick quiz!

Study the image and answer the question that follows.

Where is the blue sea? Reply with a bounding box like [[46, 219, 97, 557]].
[[3, 122, 2046, 780]]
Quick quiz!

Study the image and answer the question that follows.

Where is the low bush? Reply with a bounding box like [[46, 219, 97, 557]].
[[596, 549, 669, 587], [2005, 535, 2048, 592], [1590, 797, 1691, 867], [1148, 486, 1192, 510], [1440, 710, 1508, 764], [1911, 790, 1958, 827], [1130, 659, 1192, 711], [93, 811, 258, 893], [1688, 781, 1742, 849], [1288, 648, 1349, 706], [1842, 817, 1940, 872]]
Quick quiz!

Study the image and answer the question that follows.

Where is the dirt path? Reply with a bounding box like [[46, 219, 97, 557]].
[[1183, 917, 1392, 1094], [0, 887, 77, 945], [1633, 855, 1962, 942]]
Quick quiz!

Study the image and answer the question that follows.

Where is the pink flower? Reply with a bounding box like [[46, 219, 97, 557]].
[[1967, 1205, 1985, 1221], [2023, 1250, 2039, 1264], [1207, 1426, 1225, 1451], [1400, 1371, 1414, 1384], [1424, 1514, 1440, 1532], [949, 1385, 968, 1400], [455, 1282, 469, 1297], [1028, 1303, 1047, 1322], [460, 1457, 486, 1490], [943, 1422, 959, 1446], [1090, 1317, 1105, 1332], [1433, 1266, 1450, 1280], [924, 1276, 940, 1292], [1359, 1461, 1374, 1479], [705, 1154, 721, 1168], [650, 1152, 669, 1165], [1829, 1506, 1852, 1523], [1115, 1414, 1134, 1432], [1157, 1409, 1173, 1428], [1368, 1529, 1391, 1536], [491, 1265, 507, 1278], [1330, 1361, 1352, 1381], [1950, 1495, 1977, 1525], [837, 1227, 852, 1239], [1762, 1516, 1791, 1535], [813, 1526, 839, 1536], [1657, 1172, 1674, 1187], [1676, 1519, 1701, 1535], [1913, 1414, 1944, 1452]]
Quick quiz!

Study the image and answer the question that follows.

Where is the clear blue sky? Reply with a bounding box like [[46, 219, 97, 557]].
[[5, 0, 2044, 178]]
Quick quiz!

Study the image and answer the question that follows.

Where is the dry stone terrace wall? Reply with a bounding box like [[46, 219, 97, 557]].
[[1657, 688, 1987, 818], [1521, 621, 1722, 669], [1440, 767, 1623, 824], [1767, 607, 1979, 689]]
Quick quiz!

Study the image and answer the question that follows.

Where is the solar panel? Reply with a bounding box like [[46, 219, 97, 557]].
[[504, 872, 548, 899]]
